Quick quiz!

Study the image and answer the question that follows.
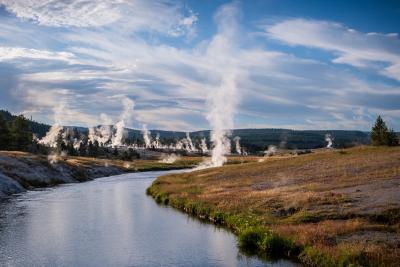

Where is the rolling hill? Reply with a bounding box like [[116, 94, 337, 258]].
[[1, 109, 371, 152]]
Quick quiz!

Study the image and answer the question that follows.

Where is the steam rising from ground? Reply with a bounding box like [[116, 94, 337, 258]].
[[183, 132, 196, 152], [200, 138, 208, 153], [112, 97, 134, 147], [47, 151, 67, 164], [258, 145, 278, 162], [325, 134, 334, 148], [264, 145, 277, 157], [202, 3, 242, 168], [142, 124, 152, 148], [39, 124, 63, 147], [159, 153, 179, 164], [88, 97, 134, 147], [234, 136, 241, 155]]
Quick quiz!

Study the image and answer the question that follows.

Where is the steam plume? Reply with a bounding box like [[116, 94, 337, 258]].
[[200, 138, 208, 153], [233, 136, 241, 155], [325, 134, 334, 148], [185, 132, 195, 152], [159, 153, 179, 164], [204, 3, 242, 167], [39, 124, 63, 147], [111, 97, 134, 147], [264, 145, 277, 157], [142, 124, 152, 148], [152, 133, 161, 149]]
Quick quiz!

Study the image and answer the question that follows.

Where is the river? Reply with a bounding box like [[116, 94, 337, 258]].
[[0, 170, 299, 267]]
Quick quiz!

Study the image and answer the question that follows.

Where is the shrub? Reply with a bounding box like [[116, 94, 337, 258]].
[[238, 227, 299, 257]]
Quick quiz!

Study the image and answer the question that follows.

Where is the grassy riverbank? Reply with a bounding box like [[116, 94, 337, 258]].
[[147, 146, 400, 266]]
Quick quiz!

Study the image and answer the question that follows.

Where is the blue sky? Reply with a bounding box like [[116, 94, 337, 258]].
[[0, 0, 399, 131]]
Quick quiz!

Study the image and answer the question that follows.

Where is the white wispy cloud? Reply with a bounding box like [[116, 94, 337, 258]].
[[0, 3, 399, 130], [0, 0, 197, 36], [265, 18, 400, 81], [0, 47, 76, 63]]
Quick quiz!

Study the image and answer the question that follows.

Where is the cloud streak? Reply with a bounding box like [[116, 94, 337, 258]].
[[0, 2, 399, 131], [265, 18, 400, 81], [0, 0, 197, 36]]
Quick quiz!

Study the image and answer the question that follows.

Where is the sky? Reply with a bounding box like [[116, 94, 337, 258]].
[[0, 0, 399, 131]]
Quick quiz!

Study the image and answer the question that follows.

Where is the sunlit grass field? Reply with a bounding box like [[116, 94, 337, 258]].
[[148, 146, 400, 266]]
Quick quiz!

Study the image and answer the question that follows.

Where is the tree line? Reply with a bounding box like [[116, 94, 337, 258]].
[[0, 111, 398, 155], [0, 114, 32, 151], [0, 113, 140, 160]]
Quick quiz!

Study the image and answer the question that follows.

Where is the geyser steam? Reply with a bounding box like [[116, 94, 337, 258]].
[[142, 124, 152, 148], [203, 3, 242, 167], [233, 136, 241, 155], [325, 134, 334, 148], [39, 124, 63, 147], [200, 138, 208, 153], [112, 97, 134, 147]]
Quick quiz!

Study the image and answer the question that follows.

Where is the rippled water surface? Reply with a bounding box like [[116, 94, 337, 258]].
[[0, 170, 298, 267]]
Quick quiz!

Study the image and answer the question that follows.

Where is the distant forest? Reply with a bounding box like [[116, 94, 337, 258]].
[[0, 110, 51, 137], [0, 109, 381, 154]]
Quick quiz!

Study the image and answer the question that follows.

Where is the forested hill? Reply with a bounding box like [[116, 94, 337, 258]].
[[0, 110, 50, 137], [125, 128, 370, 150], [191, 129, 370, 151], [1, 109, 370, 151]]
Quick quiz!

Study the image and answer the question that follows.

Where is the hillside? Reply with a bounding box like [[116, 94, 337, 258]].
[[1, 109, 371, 152], [0, 110, 50, 137], [147, 146, 400, 266]]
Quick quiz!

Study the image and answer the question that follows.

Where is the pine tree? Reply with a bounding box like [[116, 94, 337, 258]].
[[67, 142, 77, 156], [79, 141, 87, 156], [87, 141, 94, 157], [0, 114, 10, 150], [92, 140, 99, 157], [9, 116, 32, 151], [371, 116, 398, 146], [55, 132, 66, 153], [386, 129, 399, 146]]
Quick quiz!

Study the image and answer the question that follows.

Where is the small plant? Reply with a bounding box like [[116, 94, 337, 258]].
[[238, 228, 299, 257], [238, 228, 264, 250]]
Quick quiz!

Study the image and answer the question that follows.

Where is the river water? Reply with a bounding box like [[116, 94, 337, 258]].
[[0, 170, 298, 267]]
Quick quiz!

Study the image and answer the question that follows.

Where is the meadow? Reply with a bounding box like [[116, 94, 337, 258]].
[[147, 146, 400, 266]]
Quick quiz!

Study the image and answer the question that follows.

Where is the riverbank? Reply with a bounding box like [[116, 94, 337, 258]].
[[0, 151, 201, 197], [147, 146, 400, 266]]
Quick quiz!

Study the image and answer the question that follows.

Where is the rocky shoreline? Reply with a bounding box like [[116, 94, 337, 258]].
[[0, 151, 200, 198], [0, 152, 127, 197]]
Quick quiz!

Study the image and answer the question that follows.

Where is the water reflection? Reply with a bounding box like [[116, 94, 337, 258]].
[[0, 171, 299, 267]]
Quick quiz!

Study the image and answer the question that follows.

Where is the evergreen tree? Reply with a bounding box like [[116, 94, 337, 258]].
[[9, 115, 32, 151], [0, 114, 10, 150], [92, 140, 99, 157], [371, 116, 388, 146], [371, 116, 398, 146], [88, 141, 94, 157], [79, 141, 87, 156], [66, 142, 77, 156], [56, 132, 64, 153], [386, 129, 399, 146]]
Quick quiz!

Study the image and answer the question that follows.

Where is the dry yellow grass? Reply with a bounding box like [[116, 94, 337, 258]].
[[0, 151, 203, 171], [148, 146, 400, 266]]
